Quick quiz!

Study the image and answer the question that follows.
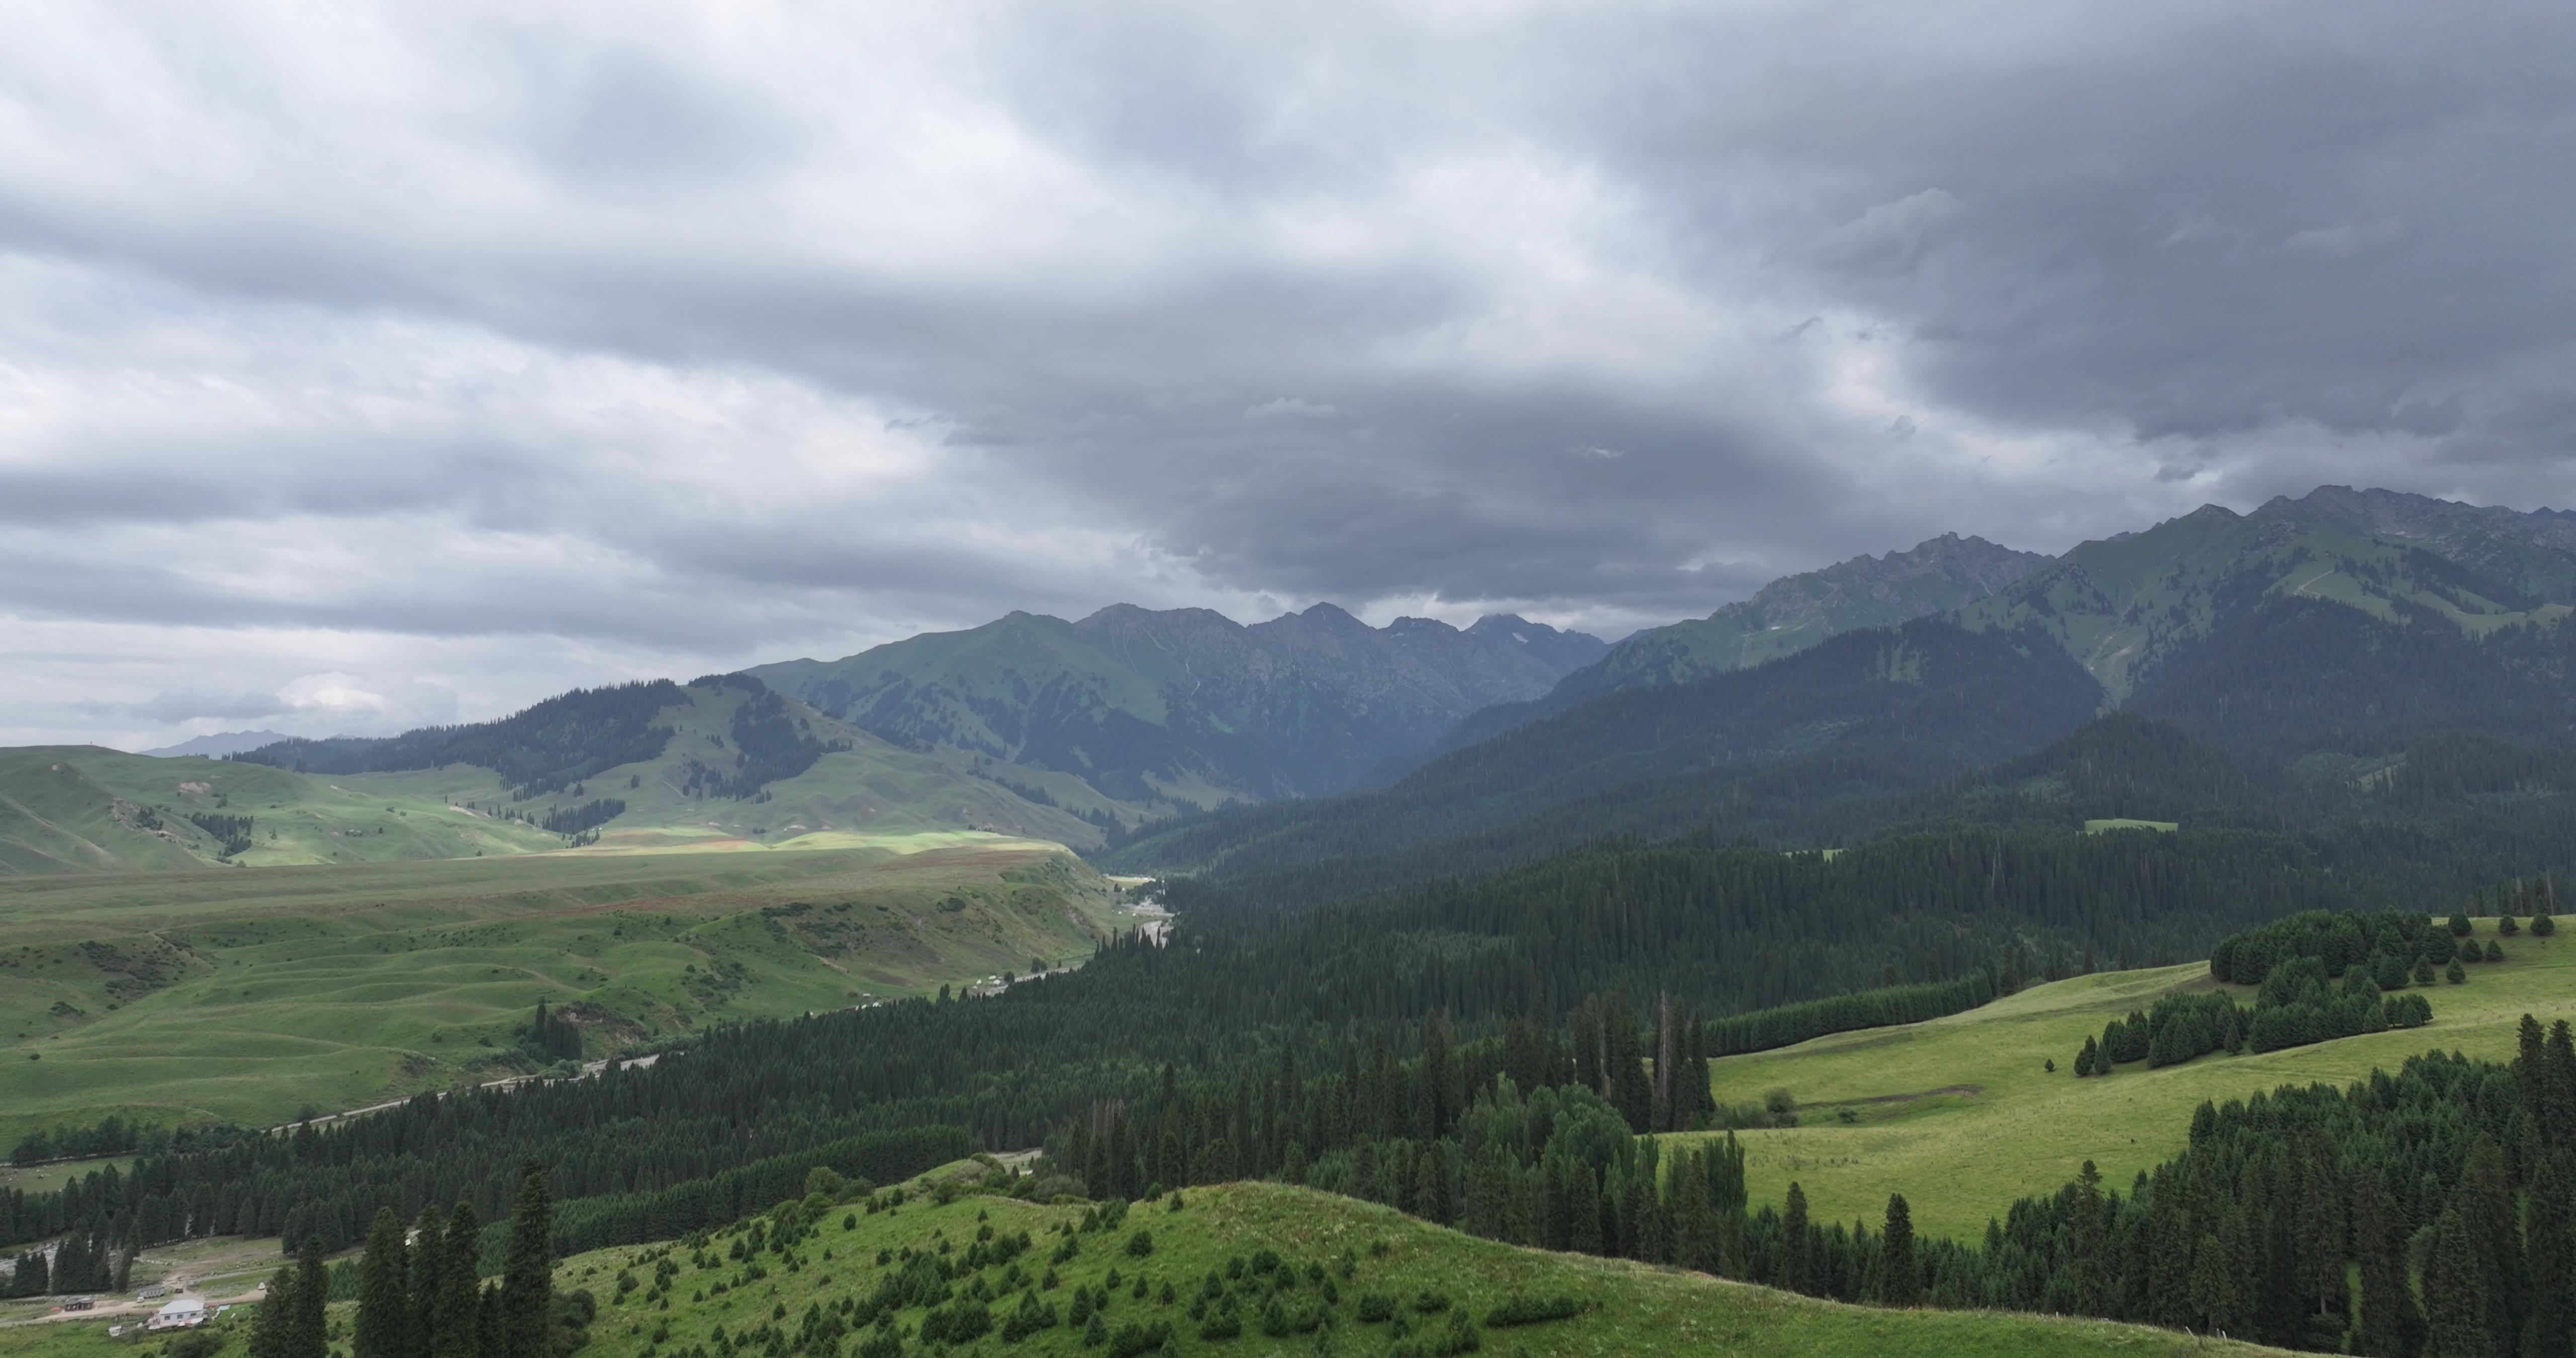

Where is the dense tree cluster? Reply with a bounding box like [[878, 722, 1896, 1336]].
[[185, 810, 256, 857], [539, 799, 625, 836], [234, 681, 686, 797], [678, 683, 850, 801]]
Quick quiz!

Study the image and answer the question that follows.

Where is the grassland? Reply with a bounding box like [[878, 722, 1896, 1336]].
[[1689, 917, 2576, 1240], [0, 843, 1123, 1141], [0, 1173, 2289, 1358]]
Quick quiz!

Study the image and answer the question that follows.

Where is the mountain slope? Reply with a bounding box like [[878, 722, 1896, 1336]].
[[1957, 489, 2576, 701], [748, 603, 1606, 807], [1380, 533, 2048, 782], [1106, 619, 2103, 903], [137, 730, 291, 758], [1565, 532, 2048, 700]]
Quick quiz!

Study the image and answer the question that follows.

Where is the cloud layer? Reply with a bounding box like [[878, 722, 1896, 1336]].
[[5, 1, 2574, 745]]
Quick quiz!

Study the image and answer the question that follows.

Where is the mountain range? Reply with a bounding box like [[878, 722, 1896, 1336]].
[[20, 483, 2576, 880]]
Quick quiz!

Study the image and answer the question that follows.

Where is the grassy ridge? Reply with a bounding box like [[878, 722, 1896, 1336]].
[[1692, 917, 2573, 1239], [0, 1178, 2290, 1358], [0, 844, 1124, 1139]]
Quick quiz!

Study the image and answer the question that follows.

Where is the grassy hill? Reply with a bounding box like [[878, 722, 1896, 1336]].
[[0, 843, 1126, 1140], [1, 680, 1123, 879], [327, 677, 1126, 855], [0, 1178, 2287, 1358], [1690, 915, 2570, 1240]]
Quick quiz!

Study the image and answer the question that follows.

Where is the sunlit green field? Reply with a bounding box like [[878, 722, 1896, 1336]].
[[1688, 918, 2576, 1239], [0, 844, 1119, 1140], [0, 1173, 2292, 1358]]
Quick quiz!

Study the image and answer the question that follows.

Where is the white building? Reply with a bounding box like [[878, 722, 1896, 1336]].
[[145, 1298, 208, 1331]]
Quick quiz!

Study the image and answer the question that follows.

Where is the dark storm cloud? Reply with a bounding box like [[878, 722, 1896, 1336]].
[[4, 0, 2574, 744]]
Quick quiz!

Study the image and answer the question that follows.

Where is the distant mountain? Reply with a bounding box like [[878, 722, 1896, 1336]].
[[1372, 532, 2047, 783], [1559, 533, 2049, 702], [747, 604, 1606, 806], [1113, 486, 2576, 901], [1956, 486, 2576, 701], [1105, 619, 2102, 902], [138, 730, 292, 758]]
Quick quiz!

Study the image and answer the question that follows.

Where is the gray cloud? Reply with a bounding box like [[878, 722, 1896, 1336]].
[[2, 1, 2574, 745]]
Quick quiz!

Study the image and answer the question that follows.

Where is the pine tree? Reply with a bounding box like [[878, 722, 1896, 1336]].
[[2521, 1153, 2574, 1358], [437, 1204, 483, 1358], [409, 1205, 447, 1358], [291, 1238, 329, 1358], [2068, 1160, 2106, 1315], [1880, 1194, 1917, 1307], [252, 1263, 298, 1358], [2352, 1169, 2421, 1358], [1782, 1182, 1811, 1296], [356, 1207, 410, 1358], [2461, 1138, 2523, 1352], [502, 1166, 554, 1358], [2425, 1206, 2490, 1358]]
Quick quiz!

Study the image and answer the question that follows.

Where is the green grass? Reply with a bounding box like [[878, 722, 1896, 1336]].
[[0, 844, 1120, 1140], [2081, 818, 2176, 833], [329, 679, 1137, 857], [1689, 918, 2575, 1240], [0, 1179, 2292, 1358]]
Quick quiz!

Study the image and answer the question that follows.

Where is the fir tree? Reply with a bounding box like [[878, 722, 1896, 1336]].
[[408, 1205, 447, 1358], [291, 1238, 329, 1358], [501, 1166, 554, 1358], [1880, 1194, 1917, 1307], [252, 1263, 298, 1358], [1782, 1182, 1811, 1296], [356, 1207, 410, 1358], [2352, 1169, 2421, 1358], [2521, 1153, 2574, 1358], [437, 1204, 483, 1358], [2425, 1206, 2490, 1358]]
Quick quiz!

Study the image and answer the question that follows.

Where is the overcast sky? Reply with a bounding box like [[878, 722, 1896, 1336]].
[[5, 1, 2573, 747]]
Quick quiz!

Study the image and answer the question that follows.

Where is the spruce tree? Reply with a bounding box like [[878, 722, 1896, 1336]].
[[2068, 1160, 2106, 1316], [356, 1207, 410, 1358], [291, 1237, 329, 1358], [1880, 1194, 1917, 1307], [438, 1204, 483, 1358], [1782, 1182, 1811, 1296], [2425, 1206, 2490, 1358], [252, 1262, 298, 1358], [409, 1205, 447, 1358], [2352, 1169, 2421, 1358], [2521, 1153, 2574, 1358], [501, 1165, 554, 1358]]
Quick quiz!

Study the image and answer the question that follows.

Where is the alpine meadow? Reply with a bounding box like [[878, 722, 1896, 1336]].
[[8, 7, 2576, 1358]]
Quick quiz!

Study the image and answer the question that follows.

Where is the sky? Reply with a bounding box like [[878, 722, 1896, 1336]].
[[5, 1, 2574, 748]]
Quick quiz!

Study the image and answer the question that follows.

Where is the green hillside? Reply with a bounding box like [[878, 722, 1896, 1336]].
[[1957, 497, 2573, 701], [0, 843, 1124, 1139], [0, 678, 1122, 879], [1693, 916, 2571, 1240], [327, 677, 1125, 855], [0, 1179, 2286, 1358], [0, 746, 564, 875]]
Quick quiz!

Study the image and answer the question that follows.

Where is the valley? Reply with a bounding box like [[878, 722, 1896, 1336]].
[[14, 484, 2576, 1358], [0, 843, 1120, 1141]]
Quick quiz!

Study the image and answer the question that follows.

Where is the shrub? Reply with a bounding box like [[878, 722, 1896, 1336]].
[[1106, 1320, 1172, 1357], [2487, 941, 2506, 962], [2448, 960, 2468, 984], [2502, 915, 2522, 937], [1197, 1304, 1242, 1340], [1356, 1293, 1397, 1323], [2451, 913, 2475, 937], [1124, 1230, 1155, 1258], [1484, 1294, 1585, 1327], [1413, 1289, 1453, 1313], [2536, 914, 2558, 937]]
